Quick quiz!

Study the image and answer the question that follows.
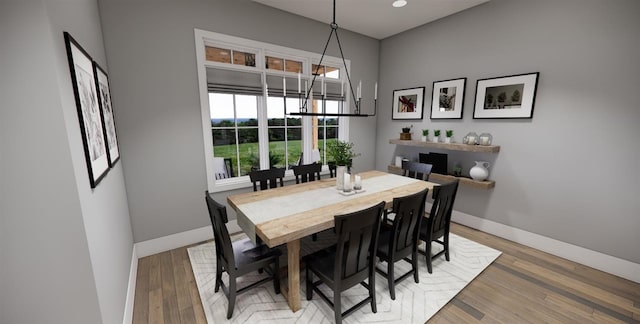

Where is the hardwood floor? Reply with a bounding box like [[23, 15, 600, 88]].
[[132, 223, 640, 323]]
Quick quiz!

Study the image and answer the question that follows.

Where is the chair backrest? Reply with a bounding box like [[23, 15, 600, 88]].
[[425, 180, 459, 239], [292, 163, 322, 184], [249, 168, 285, 191], [204, 191, 234, 269], [388, 188, 429, 254], [402, 161, 433, 181], [333, 201, 385, 284]]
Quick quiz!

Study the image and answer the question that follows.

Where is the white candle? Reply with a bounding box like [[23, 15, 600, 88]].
[[297, 73, 301, 93], [321, 77, 325, 96], [358, 80, 362, 99], [323, 83, 327, 98], [354, 175, 362, 189], [343, 173, 351, 191], [265, 83, 268, 96], [282, 77, 286, 96], [374, 82, 378, 100], [341, 79, 344, 97]]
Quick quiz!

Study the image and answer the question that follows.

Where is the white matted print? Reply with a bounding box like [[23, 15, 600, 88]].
[[392, 87, 425, 120], [94, 63, 120, 166], [474, 72, 539, 119], [431, 78, 466, 119], [64, 32, 109, 188]]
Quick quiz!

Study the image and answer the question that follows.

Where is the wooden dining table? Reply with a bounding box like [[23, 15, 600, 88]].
[[227, 170, 435, 312]]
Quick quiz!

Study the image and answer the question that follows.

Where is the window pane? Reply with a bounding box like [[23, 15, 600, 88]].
[[311, 64, 325, 76], [210, 93, 234, 125], [238, 129, 259, 175], [325, 66, 340, 79], [268, 128, 286, 168], [212, 129, 237, 177], [205, 46, 231, 63], [235, 95, 258, 121], [232, 51, 256, 67], [266, 56, 284, 71], [285, 59, 302, 73], [287, 128, 302, 168]]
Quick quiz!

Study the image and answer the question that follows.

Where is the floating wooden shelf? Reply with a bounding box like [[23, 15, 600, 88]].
[[389, 139, 500, 153], [387, 165, 496, 190]]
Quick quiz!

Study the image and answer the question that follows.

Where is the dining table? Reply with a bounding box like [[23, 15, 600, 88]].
[[227, 169, 436, 312]]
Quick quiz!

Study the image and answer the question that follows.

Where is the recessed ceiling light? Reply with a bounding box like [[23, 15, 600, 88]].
[[392, 0, 407, 8]]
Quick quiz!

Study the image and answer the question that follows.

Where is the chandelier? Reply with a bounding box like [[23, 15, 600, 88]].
[[283, 0, 377, 117]]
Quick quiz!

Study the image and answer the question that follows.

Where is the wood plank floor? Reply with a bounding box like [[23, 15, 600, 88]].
[[132, 223, 640, 323]]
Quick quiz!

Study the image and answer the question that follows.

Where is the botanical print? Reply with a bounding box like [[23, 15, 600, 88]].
[[76, 64, 105, 161], [98, 79, 117, 151], [439, 87, 457, 111], [398, 95, 417, 112], [484, 84, 524, 109]]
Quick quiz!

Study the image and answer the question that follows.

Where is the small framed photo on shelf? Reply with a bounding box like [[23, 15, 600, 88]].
[[430, 77, 466, 119], [473, 72, 539, 119], [392, 87, 425, 120], [64, 32, 109, 188]]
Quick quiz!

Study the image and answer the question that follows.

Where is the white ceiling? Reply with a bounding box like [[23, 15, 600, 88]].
[[253, 0, 490, 39]]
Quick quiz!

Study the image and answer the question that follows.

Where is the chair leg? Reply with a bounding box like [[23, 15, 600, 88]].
[[444, 234, 450, 261], [370, 271, 377, 313], [426, 242, 433, 274], [334, 290, 342, 324], [305, 266, 313, 300], [214, 260, 223, 293], [226, 276, 236, 319], [312, 233, 318, 241], [388, 260, 395, 300], [413, 250, 419, 283], [273, 258, 281, 294]]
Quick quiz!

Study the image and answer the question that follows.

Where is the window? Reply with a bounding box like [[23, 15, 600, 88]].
[[196, 29, 350, 192]]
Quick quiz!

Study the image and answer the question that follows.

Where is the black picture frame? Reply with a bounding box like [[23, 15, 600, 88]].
[[93, 62, 120, 167], [392, 86, 425, 120], [473, 72, 539, 119], [64, 32, 109, 188], [430, 77, 466, 119]]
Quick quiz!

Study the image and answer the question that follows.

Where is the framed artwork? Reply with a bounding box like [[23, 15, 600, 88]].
[[64, 32, 109, 188], [430, 78, 466, 119], [93, 62, 120, 167], [392, 87, 425, 120], [473, 72, 539, 119]]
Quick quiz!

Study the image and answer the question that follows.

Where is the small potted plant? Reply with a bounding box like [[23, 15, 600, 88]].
[[421, 129, 429, 142], [433, 129, 441, 142], [327, 140, 359, 190], [445, 130, 454, 143], [400, 125, 413, 140]]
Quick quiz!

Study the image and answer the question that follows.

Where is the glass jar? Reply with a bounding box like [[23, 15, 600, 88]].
[[463, 132, 478, 145], [479, 133, 493, 146]]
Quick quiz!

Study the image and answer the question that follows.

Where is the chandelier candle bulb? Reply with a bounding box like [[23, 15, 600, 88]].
[[265, 83, 268, 96], [374, 82, 378, 100], [341, 79, 344, 97], [297, 73, 301, 93], [282, 77, 286, 96], [321, 77, 324, 96]]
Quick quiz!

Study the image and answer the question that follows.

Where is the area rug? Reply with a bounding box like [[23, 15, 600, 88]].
[[187, 233, 501, 323]]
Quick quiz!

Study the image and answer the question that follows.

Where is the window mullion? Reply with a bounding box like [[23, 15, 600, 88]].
[[258, 73, 269, 170]]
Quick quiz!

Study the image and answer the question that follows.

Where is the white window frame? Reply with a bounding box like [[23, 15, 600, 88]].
[[195, 29, 351, 192]]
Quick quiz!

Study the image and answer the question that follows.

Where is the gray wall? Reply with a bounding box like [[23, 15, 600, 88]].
[[376, 0, 640, 263], [1, 0, 134, 323], [98, 0, 380, 242]]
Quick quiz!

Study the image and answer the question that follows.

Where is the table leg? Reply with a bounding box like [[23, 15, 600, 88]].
[[286, 239, 301, 312]]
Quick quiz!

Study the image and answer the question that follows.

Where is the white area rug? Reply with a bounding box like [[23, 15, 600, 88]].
[[187, 233, 501, 323]]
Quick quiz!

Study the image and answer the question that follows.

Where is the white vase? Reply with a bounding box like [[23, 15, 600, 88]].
[[444, 137, 452, 143], [432, 137, 439, 143], [421, 135, 427, 142], [470, 161, 490, 181], [336, 165, 346, 190]]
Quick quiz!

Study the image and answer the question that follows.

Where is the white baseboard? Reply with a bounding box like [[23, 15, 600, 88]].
[[122, 247, 138, 324], [134, 220, 241, 258], [451, 210, 640, 284]]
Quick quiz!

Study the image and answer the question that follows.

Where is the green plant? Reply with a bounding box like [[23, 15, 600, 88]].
[[422, 129, 429, 136], [446, 130, 453, 138], [434, 130, 441, 137], [327, 140, 359, 166]]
